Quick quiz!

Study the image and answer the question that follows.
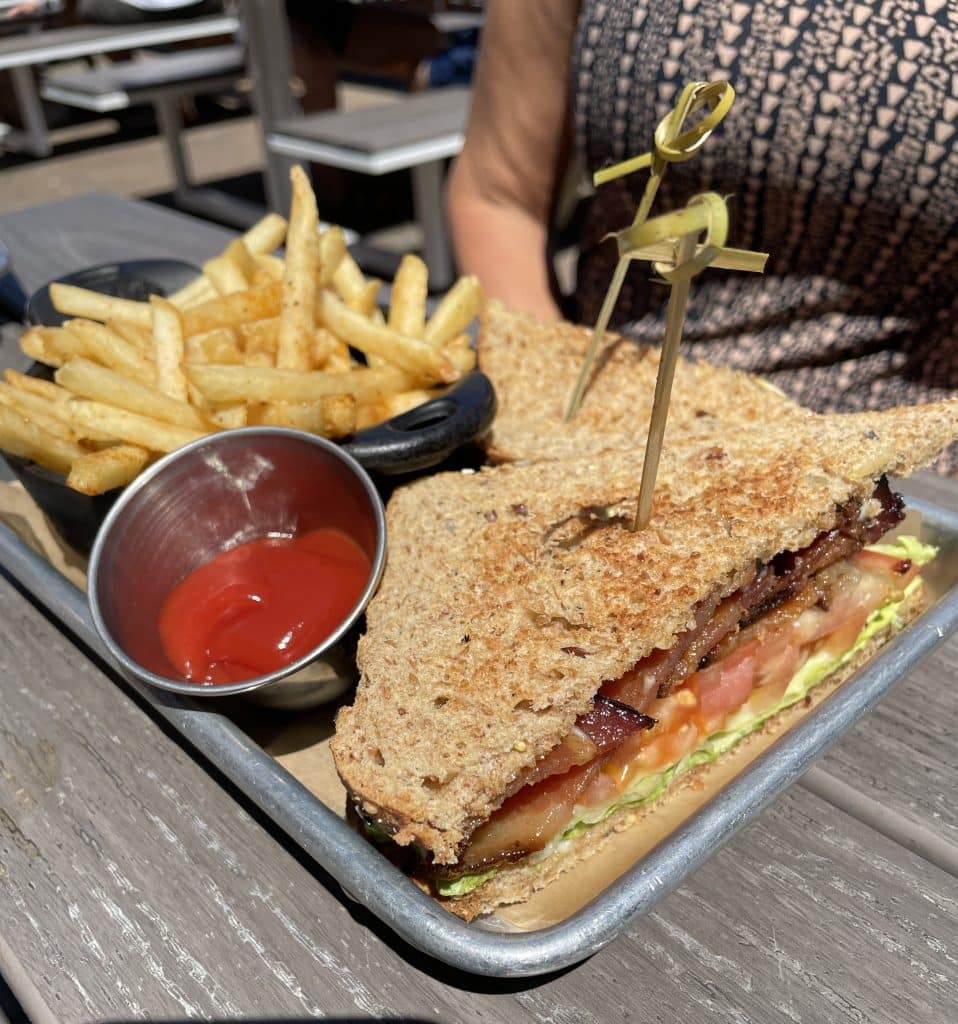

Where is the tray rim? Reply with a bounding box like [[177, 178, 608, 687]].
[[1, 493, 956, 978]]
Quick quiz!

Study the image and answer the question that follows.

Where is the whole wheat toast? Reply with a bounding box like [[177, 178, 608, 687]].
[[476, 301, 809, 464], [331, 400, 958, 866]]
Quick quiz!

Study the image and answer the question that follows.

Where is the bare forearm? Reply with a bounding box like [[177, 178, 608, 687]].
[[445, 0, 579, 323], [448, 172, 561, 322]]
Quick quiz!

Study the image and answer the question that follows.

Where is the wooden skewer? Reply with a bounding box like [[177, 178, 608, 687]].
[[633, 231, 699, 530]]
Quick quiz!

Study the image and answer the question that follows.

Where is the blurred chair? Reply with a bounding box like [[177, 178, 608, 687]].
[[39, 42, 255, 226], [0, 10, 240, 157]]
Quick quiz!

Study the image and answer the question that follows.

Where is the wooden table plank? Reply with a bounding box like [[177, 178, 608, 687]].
[[612, 790, 958, 1024], [0, 193, 234, 294], [803, 473, 958, 867], [1, 564, 957, 1022]]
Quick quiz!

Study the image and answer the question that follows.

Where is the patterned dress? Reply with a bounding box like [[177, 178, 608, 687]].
[[571, 0, 958, 471]]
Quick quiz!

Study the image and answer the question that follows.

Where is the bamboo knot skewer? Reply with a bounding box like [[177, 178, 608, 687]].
[[564, 80, 770, 530]]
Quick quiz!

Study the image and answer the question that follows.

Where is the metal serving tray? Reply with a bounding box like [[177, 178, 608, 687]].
[[1, 495, 957, 978]]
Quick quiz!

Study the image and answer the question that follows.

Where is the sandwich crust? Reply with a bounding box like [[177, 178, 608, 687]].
[[331, 401, 958, 864], [477, 301, 808, 464]]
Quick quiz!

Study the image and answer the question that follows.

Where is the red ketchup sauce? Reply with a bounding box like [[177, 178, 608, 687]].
[[158, 528, 372, 685]]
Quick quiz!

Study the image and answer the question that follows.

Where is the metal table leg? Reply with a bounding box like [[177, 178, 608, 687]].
[[411, 159, 454, 290], [152, 90, 268, 230], [153, 91, 193, 204], [5, 65, 52, 158]]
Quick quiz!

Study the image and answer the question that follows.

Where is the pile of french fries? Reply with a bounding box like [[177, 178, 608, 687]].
[[0, 166, 482, 496]]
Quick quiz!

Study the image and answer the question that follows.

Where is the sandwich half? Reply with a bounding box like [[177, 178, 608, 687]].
[[476, 300, 808, 465], [331, 401, 958, 920]]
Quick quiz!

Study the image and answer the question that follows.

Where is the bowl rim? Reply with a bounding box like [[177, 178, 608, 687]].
[[87, 425, 387, 699]]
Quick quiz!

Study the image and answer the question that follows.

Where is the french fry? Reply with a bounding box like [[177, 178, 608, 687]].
[[49, 282, 152, 327], [443, 335, 478, 375], [319, 393, 357, 437], [108, 319, 153, 352], [222, 238, 258, 280], [277, 165, 320, 372], [318, 226, 347, 287], [180, 282, 283, 336], [424, 274, 482, 346], [3, 165, 480, 494], [150, 297, 189, 402], [243, 211, 288, 255], [66, 320, 155, 386], [203, 254, 248, 295], [254, 400, 325, 432], [330, 246, 388, 370], [239, 317, 280, 356], [186, 329, 244, 365], [250, 392, 357, 437], [67, 444, 150, 495], [63, 399, 205, 452], [388, 254, 428, 337], [252, 253, 285, 284], [55, 358, 209, 431], [0, 382, 80, 443], [316, 291, 457, 383], [0, 403, 84, 473], [331, 247, 368, 303], [168, 274, 218, 309], [309, 326, 338, 367], [324, 340, 354, 373], [186, 363, 408, 404], [207, 403, 248, 429], [19, 326, 69, 367], [346, 279, 382, 317], [4, 368, 70, 403], [357, 387, 438, 430], [170, 213, 288, 308]]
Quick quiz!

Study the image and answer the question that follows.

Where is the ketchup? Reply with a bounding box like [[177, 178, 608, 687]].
[[158, 528, 372, 685]]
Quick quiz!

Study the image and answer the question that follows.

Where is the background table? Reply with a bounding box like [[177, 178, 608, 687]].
[[0, 193, 956, 1022]]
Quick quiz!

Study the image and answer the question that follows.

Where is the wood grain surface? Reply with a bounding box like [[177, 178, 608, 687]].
[[0, 194, 956, 1022], [1, 568, 956, 1022], [804, 476, 958, 871], [0, 194, 233, 292]]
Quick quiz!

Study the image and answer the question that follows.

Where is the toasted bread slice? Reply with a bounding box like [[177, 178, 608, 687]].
[[331, 400, 958, 865], [477, 301, 807, 464]]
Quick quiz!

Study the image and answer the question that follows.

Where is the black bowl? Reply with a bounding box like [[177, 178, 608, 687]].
[[3, 260, 497, 553], [26, 259, 200, 327]]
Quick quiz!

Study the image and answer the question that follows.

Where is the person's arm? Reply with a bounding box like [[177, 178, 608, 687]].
[[5, 1, 43, 17], [446, 0, 581, 322]]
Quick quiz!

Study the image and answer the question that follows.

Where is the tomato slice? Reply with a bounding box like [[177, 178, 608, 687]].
[[692, 639, 759, 727]]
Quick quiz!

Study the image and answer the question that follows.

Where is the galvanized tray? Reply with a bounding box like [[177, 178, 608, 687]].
[[1, 494, 957, 978]]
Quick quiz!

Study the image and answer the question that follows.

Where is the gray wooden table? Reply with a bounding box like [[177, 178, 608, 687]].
[[0, 14, 240, 159], [0, 194, 956, 1023]]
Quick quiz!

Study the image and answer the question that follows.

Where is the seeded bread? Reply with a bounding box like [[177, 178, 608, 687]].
[[476, 301, 807, 464], [330, 400, 958, 865]]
